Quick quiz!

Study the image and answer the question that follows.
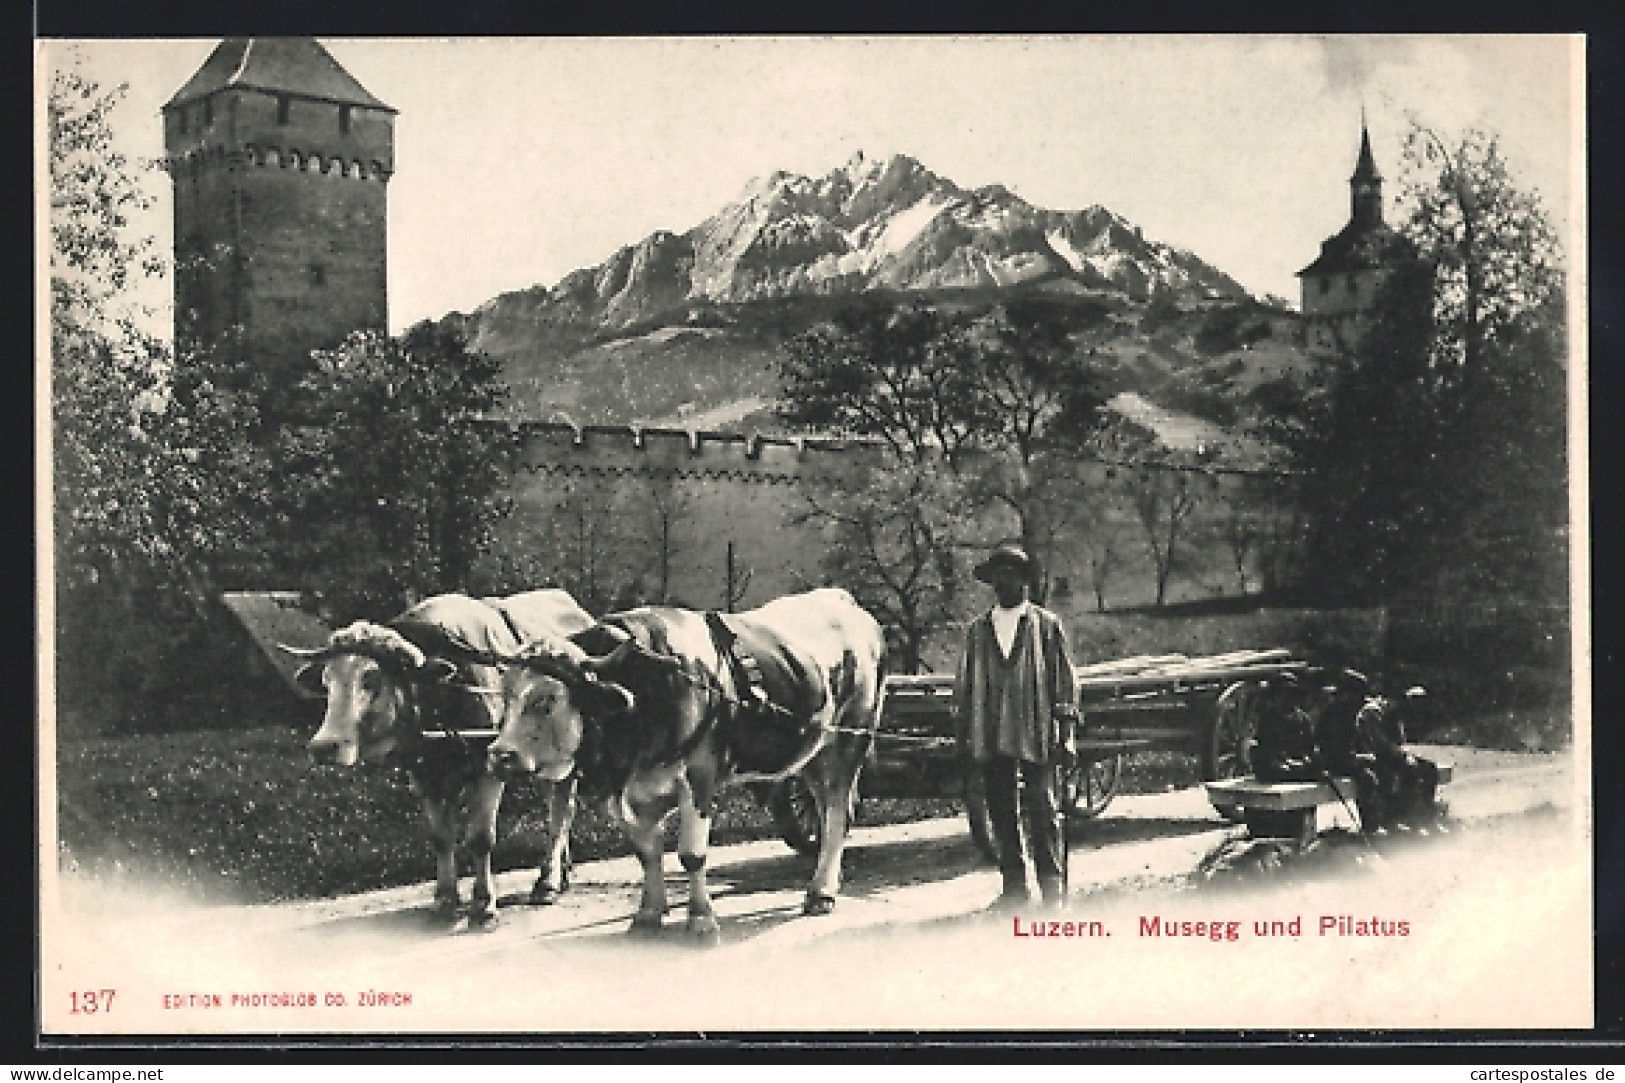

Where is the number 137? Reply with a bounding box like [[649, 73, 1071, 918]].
[[70, 990, 116, 1014]]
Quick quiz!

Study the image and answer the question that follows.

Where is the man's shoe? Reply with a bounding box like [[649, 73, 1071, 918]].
[[987, 888, 1032, 913]]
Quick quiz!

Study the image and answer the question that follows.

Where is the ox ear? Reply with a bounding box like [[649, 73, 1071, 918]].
[[422, 657, 459, 684], [580, 679, 634, 716], [293, 661, 327, 697]]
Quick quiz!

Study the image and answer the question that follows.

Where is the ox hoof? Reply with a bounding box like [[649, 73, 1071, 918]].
[[529, 882, 563, 906], [686, 915, 722, 946], [627, 911, 666, 938], [429, 897, 462, 923], [802, 893, 837, 917], [465, 908, 500, 933]]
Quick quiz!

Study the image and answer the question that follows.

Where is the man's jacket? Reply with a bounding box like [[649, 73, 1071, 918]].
[[955, 604, 1078, 764]]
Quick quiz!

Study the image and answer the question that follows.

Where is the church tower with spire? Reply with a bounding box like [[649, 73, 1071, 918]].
[[1349, 122, 1384, 227], [1296, 119, 1409, 354], [163, 39, 395, 402]]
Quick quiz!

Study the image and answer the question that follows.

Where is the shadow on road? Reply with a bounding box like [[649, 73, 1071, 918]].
[[1064, 814, 1229, 850], [707, 814, 1227, 901]]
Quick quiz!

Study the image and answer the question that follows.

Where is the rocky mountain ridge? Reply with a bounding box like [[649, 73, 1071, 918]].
[[444, 151, 1284, 429], [469, 151, 1249, 335]]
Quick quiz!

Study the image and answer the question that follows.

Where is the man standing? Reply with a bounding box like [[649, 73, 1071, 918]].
[[955, 542, 1079, 910]]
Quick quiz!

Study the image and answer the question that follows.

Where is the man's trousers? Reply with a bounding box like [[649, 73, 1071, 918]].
[[980, 755, 1065, 901]]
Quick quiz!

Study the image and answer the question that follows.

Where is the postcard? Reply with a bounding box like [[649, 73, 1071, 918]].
[[38, 34, 1589, 1036]]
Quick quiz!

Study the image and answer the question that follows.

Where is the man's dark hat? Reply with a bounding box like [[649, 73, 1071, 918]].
[[974, 542, 1034, 584]]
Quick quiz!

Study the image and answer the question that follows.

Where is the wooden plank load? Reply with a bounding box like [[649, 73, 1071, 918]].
[[883, 648, 1310, 709]]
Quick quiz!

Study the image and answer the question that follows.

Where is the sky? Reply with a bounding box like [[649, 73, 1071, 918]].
[[43, 35, 1580, 336]]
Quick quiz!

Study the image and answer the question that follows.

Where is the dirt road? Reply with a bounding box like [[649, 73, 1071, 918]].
[[43, 745, 1590, 1033]]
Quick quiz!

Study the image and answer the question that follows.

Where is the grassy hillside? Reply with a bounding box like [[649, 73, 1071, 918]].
[[502, 326, 785, 426], [463, 288, 1317, 434]]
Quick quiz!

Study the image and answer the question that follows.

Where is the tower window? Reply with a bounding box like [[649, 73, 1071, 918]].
[[277, 95, 290, 125], [1319, 277, 1331, 296], [204, 97, 213, 127], [339, 105, 351, 135], [1347, 274, 1358, 296], [178, 108, 189, 135], [309, 263, 326, 286]]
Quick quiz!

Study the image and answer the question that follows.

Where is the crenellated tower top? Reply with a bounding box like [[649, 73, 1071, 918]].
[[162, 39, 394, 415]]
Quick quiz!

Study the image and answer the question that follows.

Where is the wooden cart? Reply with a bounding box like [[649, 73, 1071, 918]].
[[762, 649, 1314, 858]]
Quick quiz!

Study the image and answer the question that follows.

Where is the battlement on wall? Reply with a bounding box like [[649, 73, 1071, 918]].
[[165, 143, 391, 181], [509, 421, 885, 482]]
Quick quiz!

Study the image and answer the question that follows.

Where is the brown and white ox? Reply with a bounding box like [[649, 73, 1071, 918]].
[[486, 587, 886, 943], [281, 590, 594, 929]]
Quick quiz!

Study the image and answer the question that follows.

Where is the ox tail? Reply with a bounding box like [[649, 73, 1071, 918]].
[[840, 648, 885, 825], [862, 649, 886, 759], [862, 650, 886, 743]]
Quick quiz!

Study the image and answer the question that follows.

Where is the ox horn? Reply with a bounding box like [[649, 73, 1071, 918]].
[[278, 643, 333, 660], [581, 637, 635, 673]]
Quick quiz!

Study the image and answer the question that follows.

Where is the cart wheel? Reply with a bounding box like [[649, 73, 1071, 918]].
[[1063, 752, 1123, 820], [770, 775, 822, 856], [1205, 680, 1260, 821], [1205, 680, 1259, 780], [962, 769, 1000, 865]]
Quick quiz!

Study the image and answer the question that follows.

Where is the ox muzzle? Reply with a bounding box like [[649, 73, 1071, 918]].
[[485, 638, 639, 781], [488, 744, 575, 783]]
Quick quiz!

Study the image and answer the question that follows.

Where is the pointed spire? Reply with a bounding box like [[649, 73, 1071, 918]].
[[1351, 112, 1382, 183], [1347, 114, 1385, 227]]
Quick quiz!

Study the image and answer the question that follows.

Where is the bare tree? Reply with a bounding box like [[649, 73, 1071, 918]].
[[1250, 474, 1309, 596], [1084, 531, 1121, 613], [641, 472, 691, 604], [1216, 481, 1260, 595], [1128, 462, 1207, 607], [1074, 481, 1128, 613], [545, 478, 636, 614], [723, 539, 753, 613], [795, 459, 964, 673]]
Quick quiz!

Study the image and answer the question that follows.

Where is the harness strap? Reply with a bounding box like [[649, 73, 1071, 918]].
[[393, 658, 490, 762], [592, 621, 876, 774], [657, 691, 723, 769], [493, 604, 528, 652], [704, 611, 771, 710], [665, 650, 878, 737]]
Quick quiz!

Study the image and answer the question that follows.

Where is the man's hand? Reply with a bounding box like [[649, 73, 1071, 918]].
[[1054, 708, 1079, 765]]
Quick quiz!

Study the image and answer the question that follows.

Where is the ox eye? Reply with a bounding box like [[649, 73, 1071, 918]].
[[360, 671, 383, 695]]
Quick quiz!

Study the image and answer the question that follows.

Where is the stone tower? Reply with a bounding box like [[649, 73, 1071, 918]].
[[163, 39, 394, 398], [1297, 120, 1409, 354]]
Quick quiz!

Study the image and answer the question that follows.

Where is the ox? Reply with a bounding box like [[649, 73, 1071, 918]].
[[487, 587, 886, 943], [281, 590, 594, 928]]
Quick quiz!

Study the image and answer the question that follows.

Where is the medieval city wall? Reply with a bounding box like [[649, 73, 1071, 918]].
[[478, 421, 1282, 620], [481, 423, 889, 613]]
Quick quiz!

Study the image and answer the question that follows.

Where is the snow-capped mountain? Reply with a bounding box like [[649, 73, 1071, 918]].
[[449, 152, 1275, 428], [474, 151, 1249, 332]]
